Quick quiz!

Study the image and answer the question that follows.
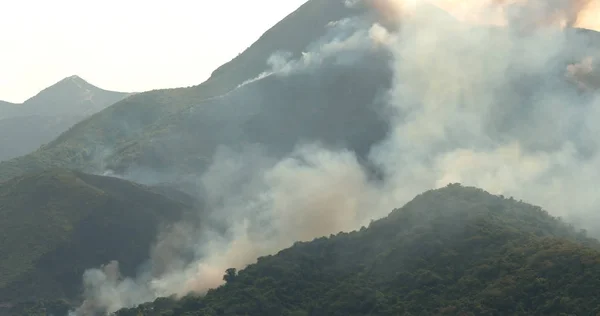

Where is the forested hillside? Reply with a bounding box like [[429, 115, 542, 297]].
[[115, 185, 600, 316], [0, 170, 191, 306]]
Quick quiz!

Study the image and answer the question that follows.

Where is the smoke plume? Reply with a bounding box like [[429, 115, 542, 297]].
[[567, 56, 600, 90], [71, 0, 600, 314], [368, 0, 600, 31]]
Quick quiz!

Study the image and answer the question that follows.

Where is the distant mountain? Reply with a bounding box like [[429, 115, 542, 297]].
[[2, 75, 130, 118], [0, 76, 130, 162], [115, 185, 600, 316], [0, 169, 191, 307]]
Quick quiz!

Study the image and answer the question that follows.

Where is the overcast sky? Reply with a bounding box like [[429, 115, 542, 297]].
[[0, 0, 308, 103]]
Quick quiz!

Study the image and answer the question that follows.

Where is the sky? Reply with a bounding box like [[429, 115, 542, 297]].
[[0, 0, 308, 103]]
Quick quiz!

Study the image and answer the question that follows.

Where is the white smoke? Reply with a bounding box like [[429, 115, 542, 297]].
[[68, 261, 155, 316], [237, 15, 385, 88], [71, 0, 600, 314], [71, 143, 390, 315]]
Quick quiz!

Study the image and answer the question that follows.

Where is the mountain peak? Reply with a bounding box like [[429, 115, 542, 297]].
[[64, 74, 87, 83], [49, 75, 95, 92], [16, 75, 129, 117], [0, 74, 131, 162]]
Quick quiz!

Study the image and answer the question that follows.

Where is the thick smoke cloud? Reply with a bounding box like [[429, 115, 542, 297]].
[[70, 261, 156, 316], [72, 0, 600, 314], [567, 56, 600, 90], [71, 144, 390, 315], [373, 0, 600, 31], [369, 0, 600, 227]]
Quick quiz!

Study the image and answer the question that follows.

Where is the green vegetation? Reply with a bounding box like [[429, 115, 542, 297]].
[[115, 185, 600, 315], [0, 169, 190, 303], [2, 299, 71, 316]]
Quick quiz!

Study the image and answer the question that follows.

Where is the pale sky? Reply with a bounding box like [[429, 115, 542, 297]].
[[0, 0, 308, 103]]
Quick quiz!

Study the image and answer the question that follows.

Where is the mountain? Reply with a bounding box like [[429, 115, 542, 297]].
[[0, 100, 15, 106], [3, 75, 130, 118], [0, 101, 17, 119], [0, 169, 191, 308], [0, 76, 130, 162], [114, 184, 600, 316], [1, 0, 600, 187], [0, 0, 370, 182]]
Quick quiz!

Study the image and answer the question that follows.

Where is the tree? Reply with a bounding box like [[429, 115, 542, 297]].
[[223, 268, 237, 283]]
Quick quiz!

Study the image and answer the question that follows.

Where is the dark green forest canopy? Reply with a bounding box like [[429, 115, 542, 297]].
[[113, 184, 600, 316]]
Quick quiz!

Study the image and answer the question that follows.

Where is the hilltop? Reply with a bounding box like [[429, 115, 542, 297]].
[[116, 185, 600, 316], [0, 76, 130, 162], [0, 169, 190, 306]]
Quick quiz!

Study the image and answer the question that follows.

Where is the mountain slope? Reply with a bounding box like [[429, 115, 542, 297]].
[[0, 169, 190, 305], [0, 101, 17, 119], [0, 76, 130, 162], [103, 49, 393, 175], [0, 115, 88, 162], [0, 0, 366, 182], [116, 184, 600, 316], [2, 1, 600, 186]]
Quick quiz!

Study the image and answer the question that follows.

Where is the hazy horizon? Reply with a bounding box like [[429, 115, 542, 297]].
[[0, 0, 308, 103]]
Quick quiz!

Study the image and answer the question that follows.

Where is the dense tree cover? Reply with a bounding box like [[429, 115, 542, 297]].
[[116, 185, 600, 316], [0, 169, 190, 303], [2, 299, 71, 316]]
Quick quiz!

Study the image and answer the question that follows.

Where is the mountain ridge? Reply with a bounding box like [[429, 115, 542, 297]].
[[0, 75, 131, 162], [4, 75, 132, 118]]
